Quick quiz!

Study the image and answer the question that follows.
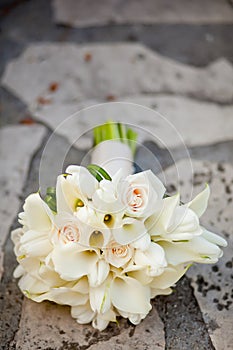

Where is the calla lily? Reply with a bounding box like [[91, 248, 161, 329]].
[[134, 242, 167, 276], [18, 274, 50, 295], [146, 194, 203, 242], [131, 232, 151, 251], [13, 265, 25, 279], [112, 217, 146, 245], [19, 229, 53, 257], [123, 265, 153, 285], [187, 185, 210, 218], [56, 175, 80, 214], [160, 235, 224, 265], [20, 193, 53, 231], [149, 264, 189, 290], [52, 243, 99, 281], [92, 308, 117, 331], [89, 276, 111, 314], [92, 176, 125, 214], [202, 229, 227, 247], [88, 259, 110, 287], [110, 275, 151, 315], [32, 279, 89, 306], [66, 165, 98, 199], [118, 309, 147, 325], [71, 301, 95, 324]]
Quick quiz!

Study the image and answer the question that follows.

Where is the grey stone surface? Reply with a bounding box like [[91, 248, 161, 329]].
[[52, 0, 233, 27], [0, 125, 46, 279], [2, 43, 233, 107], [162, 159, 233, 350], [13, 299, 165, 350], [1, 0, 233, 68], [28, 95, 233, 150]]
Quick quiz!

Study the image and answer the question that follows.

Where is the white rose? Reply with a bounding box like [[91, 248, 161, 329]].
[[104, 241, 133, 268], [122, 170, 165, 218]]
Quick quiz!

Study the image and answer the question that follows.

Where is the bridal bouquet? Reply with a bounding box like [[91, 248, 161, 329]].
[[12, 121, 227, 331]]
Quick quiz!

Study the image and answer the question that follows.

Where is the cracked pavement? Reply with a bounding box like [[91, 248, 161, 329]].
[[0, 1, 233, 349]]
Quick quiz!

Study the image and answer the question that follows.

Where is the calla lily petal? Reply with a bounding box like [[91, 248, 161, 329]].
[[71, 302, 95, 324], [134, 242, 167, 276], [150, 264, 189, 289], [112, 217, 146, 245], [23, 193, 52, 231], [160, 236, 223, 265], [88, 259, 110, 287], [202, 229, 227, 247], [111, 276, 151, 314], [52, 243, 99, 280], [187, 185, 210, 218]]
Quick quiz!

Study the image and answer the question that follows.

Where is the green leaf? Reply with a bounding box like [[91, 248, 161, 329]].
[[44, 186, 57, 213], [87, 164, 112, 182]]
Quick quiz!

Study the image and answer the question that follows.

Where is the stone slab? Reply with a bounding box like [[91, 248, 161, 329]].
[[14, 299, 165, 350], [0, 125, 46, 280], [52, 0, 233, 27], [162, 159, 233, 350], [27, 95, 233, 151], [2, 43, 233, 106]]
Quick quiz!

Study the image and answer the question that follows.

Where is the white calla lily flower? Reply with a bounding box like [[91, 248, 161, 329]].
[[65, 165, 98, 199], [187, 184, 210, 218], [71, 301, 95, 324], [110, 275, 151, 315], [112, 217, 146, 245], [149, 264, 189, 290], [134, 242, 167, 276], [146, 194, 203, 242], [52, 243, 99, 281], [160, 235, 224, 265], [88, 259, 110, 287]]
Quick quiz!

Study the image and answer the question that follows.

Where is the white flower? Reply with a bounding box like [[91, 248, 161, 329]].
[[122, 170, 165, 218], [112, 217, 146, 245], [110, 275, 152, 318], [104, 241, 133, 268], [88, 259, 110, 287], [133, 242, 167, 277], [53, 213, 83, 245], [51, 243, 99, 281], [13, 194, 54, 259], [91, 169, 125, 215], [32, 277, 89, 306], [160, 233, 226, 265], [71, 301, 95, 324], [149, 264, 189, 291], [56, 165, 97, 214], [146, 193, 203, 242]]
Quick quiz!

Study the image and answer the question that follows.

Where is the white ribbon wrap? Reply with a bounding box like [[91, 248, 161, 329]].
[[91, 140, 134, 177]]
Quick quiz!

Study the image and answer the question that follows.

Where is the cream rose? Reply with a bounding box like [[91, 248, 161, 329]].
[[104, 241, 133, 268]]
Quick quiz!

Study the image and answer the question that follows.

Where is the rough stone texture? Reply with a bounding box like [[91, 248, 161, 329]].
[[28, 95, 233, 151], [1, 2, 233, 67], [162, 159, 233, 350], [52, 0, 233, 27], [0, 125, 46, 280], [2, 43, 233, 106], [13, 299, 165, 350]]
